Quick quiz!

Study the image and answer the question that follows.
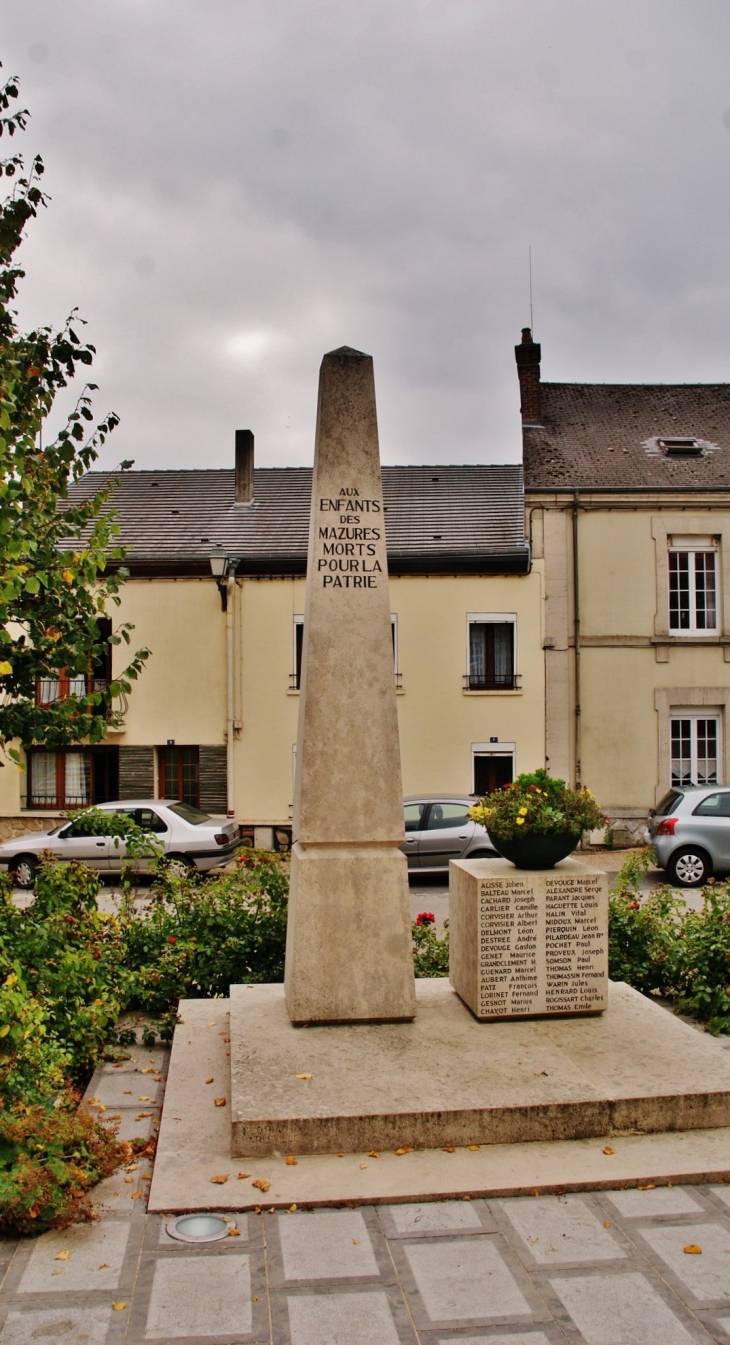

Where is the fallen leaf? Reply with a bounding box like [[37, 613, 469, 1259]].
[[638, 1183, 656, 1191], [123, 1090, 133, 1095], [112, 1303, 126, 1311], [210, 1174, 229, 1185], [131, 1192, 143, 1200], [394, 1146, 411, 1156], [338, 1152, 345, 1158], [288, 1204, 297, 1212], [529, 1236, 539, 1244], [268, 1206, 275, 1213], [87, 1097, 100, 1104], [135, 1113, 154, 1120], [141, 1067, 155, 1074], [214, 1097, 227, 1107], [540, 1070, 549, 1076], [295, 1073, 312, 1080], [138, 1096, 151, 1102], [530, 1188, 539, 1197], [98, 1263, 108, 1270], [252, 1296, 259, 1302], [208, 1021, 217, 1026], [285, 1156, 298, 1166], [54, 1251, 70, 1261], [51, 1270, 63, 1277], [352, 1237, 360, 1244], [359, 1163, 368, 1170], [684, 1244, 703, 1255], [603, 1221, 612, 1229], [228, 1228, 241, 1236], [462, 1195, 471, 1201], [124, 1177, 134, 1185], [205, 1077, 214, 1085], [124, 1163, 139, 1171], [237, 1172, 251, 1179], [114, 1063, 124, 1070], [443, 1146, 455, 1153], [468, 1144, 480, 1151], [602, 1146, 615, 1155], [222, 1036, 230, 1043], [368, 1151, 380, 1159], [252, 1178, 271, 1193]]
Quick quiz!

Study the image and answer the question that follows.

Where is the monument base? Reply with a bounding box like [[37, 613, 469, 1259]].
[[148, 983, 730, 1213], [229, 979, 730, 1156], [284, 841, 416, 1024]]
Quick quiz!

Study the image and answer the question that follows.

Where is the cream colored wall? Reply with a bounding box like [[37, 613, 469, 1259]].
[[114, 578, 227, 746], [535, 498, 730, 813], [234, 569, 546, 824]]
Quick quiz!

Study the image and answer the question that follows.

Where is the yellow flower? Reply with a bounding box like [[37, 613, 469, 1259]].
[[516, 817, 525, 826], [62, 570, 74, 584], [518, 807, 528, 816], [0, 661, 12, 676]]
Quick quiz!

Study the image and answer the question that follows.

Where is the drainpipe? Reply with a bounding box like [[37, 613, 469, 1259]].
[[572, 491, 581, 789], [226, 570, 236, 817]]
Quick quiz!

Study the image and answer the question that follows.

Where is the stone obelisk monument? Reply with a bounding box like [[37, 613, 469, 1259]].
[[284, 347, 417, 1024]]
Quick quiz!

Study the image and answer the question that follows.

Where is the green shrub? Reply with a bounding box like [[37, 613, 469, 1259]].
[[608, 848, 677, 994], [412, 913, 449, 977], [667, 883, 730, 1034], [0, 1092, 128, 1236]]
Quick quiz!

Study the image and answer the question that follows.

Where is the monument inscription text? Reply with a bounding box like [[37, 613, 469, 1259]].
[[450, 859, 608, 1020], [316, 487, 383, 588]]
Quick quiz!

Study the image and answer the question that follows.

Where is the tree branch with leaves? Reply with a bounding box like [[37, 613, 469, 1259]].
[[0, 64, 148, 761]]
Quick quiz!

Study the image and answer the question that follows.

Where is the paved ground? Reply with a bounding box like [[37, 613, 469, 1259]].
[[4, 1039, 730, 1343]]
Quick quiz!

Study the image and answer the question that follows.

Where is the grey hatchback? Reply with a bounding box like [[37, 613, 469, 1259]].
[[647, 784, 730, 886], [400, 796, 497, 873]]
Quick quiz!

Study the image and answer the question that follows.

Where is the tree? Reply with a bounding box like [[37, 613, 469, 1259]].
[[0, 64, 148, 762]]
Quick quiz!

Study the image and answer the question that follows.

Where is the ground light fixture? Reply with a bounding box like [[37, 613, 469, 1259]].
[[166, 1213, 237, 1243]]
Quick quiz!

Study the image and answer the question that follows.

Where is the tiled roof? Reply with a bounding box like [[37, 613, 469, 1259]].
[[524, 383, 730, 490], [68, 465, 528, 573]]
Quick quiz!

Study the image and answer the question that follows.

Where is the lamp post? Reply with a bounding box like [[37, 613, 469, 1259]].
[[209, 548, 229, 611], [209, 548, 237, 817]]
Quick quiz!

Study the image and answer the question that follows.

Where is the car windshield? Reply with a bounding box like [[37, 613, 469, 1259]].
[[655, 789, 684, 816], [168, 802, 212, 826]]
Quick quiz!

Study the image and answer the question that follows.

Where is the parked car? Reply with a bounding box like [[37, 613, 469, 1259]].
[[647, 785, 730, 886], [400, 795, 497, 873], [0, 800, 242, 889]]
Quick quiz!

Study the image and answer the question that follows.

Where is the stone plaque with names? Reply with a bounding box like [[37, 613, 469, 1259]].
[[449, 857, 608, 1019]]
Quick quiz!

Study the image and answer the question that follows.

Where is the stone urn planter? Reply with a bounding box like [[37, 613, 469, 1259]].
[[487, 830, 581, 870]]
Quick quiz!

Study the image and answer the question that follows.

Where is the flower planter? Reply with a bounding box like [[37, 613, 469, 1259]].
[[487, 830, 581, 870]]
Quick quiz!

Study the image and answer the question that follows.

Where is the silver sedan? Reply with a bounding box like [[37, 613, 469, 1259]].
[[0, 799, 242, 889], [400, 795, 497, 873]]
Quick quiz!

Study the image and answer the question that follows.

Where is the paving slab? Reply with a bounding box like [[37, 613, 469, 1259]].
[[150, 997, 730, 1212], [547, 1270, 704, 1345], [228, 979, 730, 1155]]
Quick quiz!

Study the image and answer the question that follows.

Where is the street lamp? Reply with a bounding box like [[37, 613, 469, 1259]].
[[209, 548, 229, 610]]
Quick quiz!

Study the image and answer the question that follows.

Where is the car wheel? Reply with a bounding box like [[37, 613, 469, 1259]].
[[164, 853, 194, 879], [11, 856, 37, 890], [468, 849, 499, 859], [667, 847, 712, 887]]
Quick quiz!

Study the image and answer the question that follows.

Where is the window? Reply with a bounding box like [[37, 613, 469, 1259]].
[[159, 747, 200, 807], [472, 748, 514, 795], [292, 617, 304, 690], [669, 549, 718, 632], [404, 801, 427, 832], [36, 619, 113, 707], [466, 616, 517, 690], [292, 614, 399, 689], [670, 716, 719, 786], [693, 791, 730, 817], [27, 746, 119, 809], [424, 802, 472, 830], [660, 438, 703, 457]]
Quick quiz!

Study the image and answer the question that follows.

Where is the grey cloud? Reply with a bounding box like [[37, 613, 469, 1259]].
[[5, 0, 730, 471]]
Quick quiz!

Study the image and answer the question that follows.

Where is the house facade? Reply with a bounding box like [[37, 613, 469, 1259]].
[[0, 440, 546, 843], [519, 328, 730, 840]]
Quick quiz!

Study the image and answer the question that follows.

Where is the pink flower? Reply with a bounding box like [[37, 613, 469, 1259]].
[[416, 912, 435, 926]]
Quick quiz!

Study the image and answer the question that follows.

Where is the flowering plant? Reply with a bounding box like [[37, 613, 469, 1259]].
[[469, 769, 605, 840]]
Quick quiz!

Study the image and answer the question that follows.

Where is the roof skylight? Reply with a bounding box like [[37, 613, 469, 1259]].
[[659, 437, 703, 457]]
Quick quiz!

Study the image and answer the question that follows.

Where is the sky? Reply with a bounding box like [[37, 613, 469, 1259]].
[[5, 1, 730, 472]]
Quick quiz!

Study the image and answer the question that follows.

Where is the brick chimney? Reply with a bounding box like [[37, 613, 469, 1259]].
[[235, 429, 254, 503], [514, 328, 542, 425]]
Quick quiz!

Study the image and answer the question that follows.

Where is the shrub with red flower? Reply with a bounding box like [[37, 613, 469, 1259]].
[[415, 912, 435, 926]]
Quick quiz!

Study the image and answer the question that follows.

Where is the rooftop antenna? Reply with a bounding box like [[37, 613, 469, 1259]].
[[528, 244, 534, 335]]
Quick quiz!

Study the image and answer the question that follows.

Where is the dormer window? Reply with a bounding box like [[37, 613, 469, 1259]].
[[660, 437, 703, 457]]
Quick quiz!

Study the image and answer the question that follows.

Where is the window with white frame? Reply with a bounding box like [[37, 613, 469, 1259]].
[[292, 614, 399, 690], [466, 615, 517, 690], [670, 715, 720, 786], [668, 541, 718, 633]]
